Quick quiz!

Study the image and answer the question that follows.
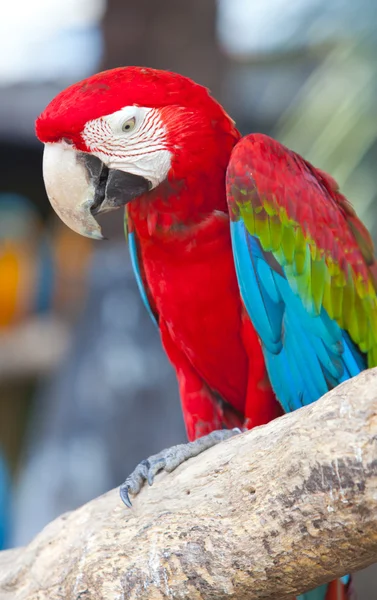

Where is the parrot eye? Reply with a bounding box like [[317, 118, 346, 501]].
[[122, 117, 136, 133]]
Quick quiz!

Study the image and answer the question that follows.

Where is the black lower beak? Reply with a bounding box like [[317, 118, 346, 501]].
[[78, 153, 151, 217], [91, 167, 152, 216]]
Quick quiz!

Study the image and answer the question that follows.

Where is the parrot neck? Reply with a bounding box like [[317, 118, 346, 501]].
[[129, 146, 238, 241]]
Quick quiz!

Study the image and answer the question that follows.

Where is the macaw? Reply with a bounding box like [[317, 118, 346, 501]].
[[36, 67, 377, 600]]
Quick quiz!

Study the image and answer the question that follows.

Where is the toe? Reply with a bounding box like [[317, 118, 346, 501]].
[[146, 457, 166, 486], [119, 460, 150, 508]]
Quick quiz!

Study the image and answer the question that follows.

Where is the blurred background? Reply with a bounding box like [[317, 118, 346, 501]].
[[0, 0, 376, 594]]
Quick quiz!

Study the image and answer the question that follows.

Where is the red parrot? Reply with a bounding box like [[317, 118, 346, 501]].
[[36, 67, 376, 600]]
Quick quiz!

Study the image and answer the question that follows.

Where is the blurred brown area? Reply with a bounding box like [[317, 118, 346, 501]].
[[102, 0, 225, 95]]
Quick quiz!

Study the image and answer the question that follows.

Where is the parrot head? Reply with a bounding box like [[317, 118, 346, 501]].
[[36, 67, 239, 239]]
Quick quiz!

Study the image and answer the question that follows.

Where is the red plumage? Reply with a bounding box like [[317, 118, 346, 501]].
[[127, 171, 281, 440], [36, 67, 281, 440]]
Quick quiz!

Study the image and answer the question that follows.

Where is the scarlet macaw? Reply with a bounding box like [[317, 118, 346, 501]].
[[36, 67, 377, 600]]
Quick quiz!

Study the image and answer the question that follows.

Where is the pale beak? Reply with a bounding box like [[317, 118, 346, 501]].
[[42, 142, 151, 240]]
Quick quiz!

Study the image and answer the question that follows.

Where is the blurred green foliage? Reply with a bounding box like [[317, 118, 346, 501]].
[[275, 38, 377, 239]]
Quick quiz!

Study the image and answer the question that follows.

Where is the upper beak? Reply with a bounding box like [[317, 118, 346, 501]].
[[42, 142, 151, 240]]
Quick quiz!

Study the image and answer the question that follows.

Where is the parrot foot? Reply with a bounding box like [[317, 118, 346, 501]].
[[120, 428, 241, 507]]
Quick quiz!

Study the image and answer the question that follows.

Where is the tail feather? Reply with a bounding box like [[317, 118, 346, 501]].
[[298, 584, 328, 600], [297, 577, 355, 600], [325, 578, 354, 600]]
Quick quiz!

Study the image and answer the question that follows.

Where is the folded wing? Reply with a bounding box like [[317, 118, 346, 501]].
[[226, 133, 377, 413]]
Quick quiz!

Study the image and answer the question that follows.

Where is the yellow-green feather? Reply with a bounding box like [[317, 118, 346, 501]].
[[236, 197, 377, 368]]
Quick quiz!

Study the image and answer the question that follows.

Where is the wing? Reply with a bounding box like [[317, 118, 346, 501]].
[[226, 133, 377, 413], [124, 209, 158, 327]]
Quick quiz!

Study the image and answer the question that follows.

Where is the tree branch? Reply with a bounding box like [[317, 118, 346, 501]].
[[1, 368, 377, 599]]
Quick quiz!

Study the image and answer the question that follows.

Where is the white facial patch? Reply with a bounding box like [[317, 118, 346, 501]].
[[82, 106, 172, 189]]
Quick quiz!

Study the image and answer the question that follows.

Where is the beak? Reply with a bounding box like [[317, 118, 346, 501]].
[[42, 142, 151, 240]]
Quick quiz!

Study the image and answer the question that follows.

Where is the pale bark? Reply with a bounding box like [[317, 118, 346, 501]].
[[1, 368, 377, 599]]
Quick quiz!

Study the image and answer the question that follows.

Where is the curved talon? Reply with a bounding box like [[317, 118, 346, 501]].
[[119, 485, 132, 508]]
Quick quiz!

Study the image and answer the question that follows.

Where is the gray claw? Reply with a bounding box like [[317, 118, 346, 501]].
[[119, 428, 241, 508], [119, 485, 132, 508]]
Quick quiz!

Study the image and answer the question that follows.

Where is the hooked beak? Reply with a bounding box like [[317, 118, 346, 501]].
[[42, 142, 151, 239]]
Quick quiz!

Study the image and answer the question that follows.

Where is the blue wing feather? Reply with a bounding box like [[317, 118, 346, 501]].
[[230, 219, 366, 414], [128, 231, 158, 327], [231, 220, 283, 353]]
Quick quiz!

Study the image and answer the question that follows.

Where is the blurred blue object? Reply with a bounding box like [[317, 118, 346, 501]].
[[217, 0, 377, 57], [0, 453, 10, 549], [34, 236, 55, 315]]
